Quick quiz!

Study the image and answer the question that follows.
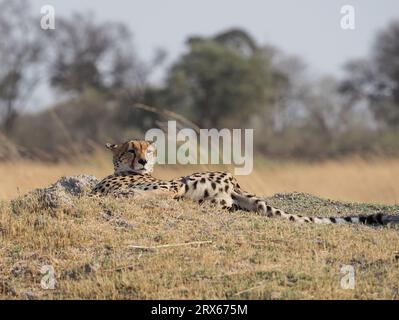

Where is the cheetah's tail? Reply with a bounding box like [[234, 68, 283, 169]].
[[277, 210, 399, 225], [232, 191, 399, 226], [259, 203, 399, 225]]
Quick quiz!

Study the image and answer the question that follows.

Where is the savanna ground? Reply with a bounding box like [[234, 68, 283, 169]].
[[1, 154, 399, 299]]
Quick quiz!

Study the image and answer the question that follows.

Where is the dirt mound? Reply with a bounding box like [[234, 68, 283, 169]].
[[11, 175, 99, 213]]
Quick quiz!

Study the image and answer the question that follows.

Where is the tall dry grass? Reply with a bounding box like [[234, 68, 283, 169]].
[[1, 153, 399, 204]]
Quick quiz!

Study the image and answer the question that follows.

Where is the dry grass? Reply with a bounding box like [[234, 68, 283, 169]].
[[1, 156, 399, 300], [1, 192, 398, 299], [1, 154, 399, 204]]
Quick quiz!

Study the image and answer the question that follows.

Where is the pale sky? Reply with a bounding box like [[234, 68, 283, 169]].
[[28, 0, 399, 108]]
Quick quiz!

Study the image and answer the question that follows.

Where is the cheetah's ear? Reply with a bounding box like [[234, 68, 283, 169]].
[[105, 143, 118, 150]]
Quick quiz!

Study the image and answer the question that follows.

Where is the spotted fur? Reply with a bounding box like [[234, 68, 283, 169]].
[[91, 140, 399, 226]]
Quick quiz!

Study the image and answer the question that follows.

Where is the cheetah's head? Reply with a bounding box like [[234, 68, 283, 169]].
[[105, 140, 156, 174]]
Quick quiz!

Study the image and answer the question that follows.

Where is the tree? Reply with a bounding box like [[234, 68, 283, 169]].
[[0, 0, 44, 132], [157, 29, 280, 128], [374, 20, 399, 99], [372, 19, 399, 127], [46, 13, 146, 97], [339, 20, 399, 128]]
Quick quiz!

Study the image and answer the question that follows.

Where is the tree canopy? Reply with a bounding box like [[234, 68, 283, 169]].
[[152, 29, 282, 128]]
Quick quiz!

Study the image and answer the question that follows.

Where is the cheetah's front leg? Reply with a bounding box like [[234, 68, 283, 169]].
[[111, 188, 175, 199]]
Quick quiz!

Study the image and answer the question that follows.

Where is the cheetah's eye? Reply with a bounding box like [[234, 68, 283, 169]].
[[127, 150, 135, 155], [147, 149, 153, 154]]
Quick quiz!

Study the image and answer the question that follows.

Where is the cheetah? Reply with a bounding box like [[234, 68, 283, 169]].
[[91, 140, 399, 226]]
